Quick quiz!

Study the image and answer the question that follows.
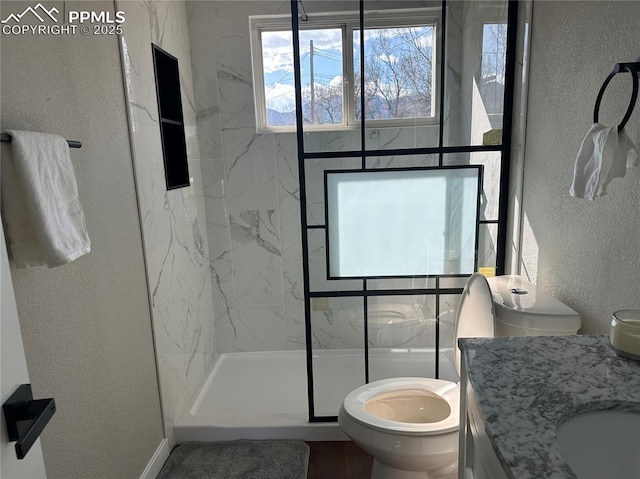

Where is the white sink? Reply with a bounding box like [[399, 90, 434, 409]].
[[557, 410, 640, 479]]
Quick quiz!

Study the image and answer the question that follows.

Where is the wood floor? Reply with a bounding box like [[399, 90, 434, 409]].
[[306, 441, 373, 479]]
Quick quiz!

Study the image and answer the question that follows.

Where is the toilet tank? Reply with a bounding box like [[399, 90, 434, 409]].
[[487, 276, 581, 336]]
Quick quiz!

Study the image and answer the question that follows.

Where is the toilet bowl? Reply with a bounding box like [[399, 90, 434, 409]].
[[339, 378, 460, 479], [338, 274, 581, 479]]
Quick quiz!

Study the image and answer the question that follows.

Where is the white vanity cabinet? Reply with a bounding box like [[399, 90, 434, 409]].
[[458, 356, 509, 479]]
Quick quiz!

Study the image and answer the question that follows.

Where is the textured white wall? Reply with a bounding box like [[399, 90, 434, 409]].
[[521, 1, 640, 333], [0, 1, 164, 477]]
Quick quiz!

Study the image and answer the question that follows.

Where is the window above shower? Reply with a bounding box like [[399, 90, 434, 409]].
[[249, 9, 440, 132]]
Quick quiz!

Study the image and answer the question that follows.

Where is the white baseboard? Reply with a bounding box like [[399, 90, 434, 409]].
[[140, 438, 172, 479]]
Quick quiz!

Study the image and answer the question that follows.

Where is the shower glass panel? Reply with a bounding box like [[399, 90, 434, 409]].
[[296, 0, 361, 153], [443, 152, 501, 275], [305, 157, 361, 226], [367, 277, 437, 291], [290, 0, 517, 421], [365, 154, 439, 169], [478, 223, 499, 273], [366, 295, 437, 382], [439, 277, 468, 289], [367, 295, 436, 350], [445, 151, 502, 221], [360, 2, 440, 151], [444, 0, 509, 147], [311, 296, 365, 417], [307, 229, 362, 293], [437, 293, 462, 381], [299, 28, 344, 127]]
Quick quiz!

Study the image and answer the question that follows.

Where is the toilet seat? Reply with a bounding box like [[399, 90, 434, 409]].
[[337, 275, 496, 478], [341, 377, 460, 436], [341, 274, 493, 438]]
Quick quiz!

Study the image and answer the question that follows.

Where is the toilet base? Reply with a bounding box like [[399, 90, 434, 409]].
[[371, 458, 457, 479]]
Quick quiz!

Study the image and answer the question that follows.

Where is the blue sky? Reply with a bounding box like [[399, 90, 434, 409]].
[[262, 29, 343, 112]]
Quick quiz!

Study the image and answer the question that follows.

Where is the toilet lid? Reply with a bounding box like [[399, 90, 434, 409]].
[[454, 273, 495, 375]]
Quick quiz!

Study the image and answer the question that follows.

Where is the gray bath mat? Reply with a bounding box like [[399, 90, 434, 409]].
[[157, 440, 310, 479]]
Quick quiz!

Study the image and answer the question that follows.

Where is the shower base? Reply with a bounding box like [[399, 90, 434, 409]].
[[174, 348, 456, 442]]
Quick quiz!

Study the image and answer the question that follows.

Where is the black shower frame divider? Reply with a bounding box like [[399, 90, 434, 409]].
[[291, 0, 520, 422]]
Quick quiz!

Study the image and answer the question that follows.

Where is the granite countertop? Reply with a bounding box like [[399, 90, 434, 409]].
[[459, 335, 640, 479]]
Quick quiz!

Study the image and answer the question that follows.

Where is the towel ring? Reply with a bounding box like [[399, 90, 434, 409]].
[[593, 62, 639, 133]]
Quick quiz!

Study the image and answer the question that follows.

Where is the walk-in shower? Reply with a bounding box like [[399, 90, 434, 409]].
[[175, 0, 524, 441]]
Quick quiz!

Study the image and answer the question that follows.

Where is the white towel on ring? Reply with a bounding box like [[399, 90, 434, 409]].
[[1, 130, 90, 267], [570, 123, 638, 200]]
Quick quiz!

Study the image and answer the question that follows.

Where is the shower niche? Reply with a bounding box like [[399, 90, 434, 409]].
[[152, 43, 190, 190]]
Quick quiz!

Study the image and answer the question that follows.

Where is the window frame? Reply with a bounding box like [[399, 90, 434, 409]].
[[249, 9, 441, 133]]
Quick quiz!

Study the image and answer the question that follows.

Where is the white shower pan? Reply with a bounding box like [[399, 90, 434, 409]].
[[174, 348, 456, 442]]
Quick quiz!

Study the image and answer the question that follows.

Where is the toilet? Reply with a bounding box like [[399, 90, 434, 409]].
[[338, 274, 580, 479], [488, 275, 581, 337]]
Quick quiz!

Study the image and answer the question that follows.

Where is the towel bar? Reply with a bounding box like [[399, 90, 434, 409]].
[[593, 58, 640, 132], [0, 132, 82, 149]]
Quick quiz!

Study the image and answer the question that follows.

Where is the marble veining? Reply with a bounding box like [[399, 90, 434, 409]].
[[120, 0, 216, 433], [459, 335, 640, 479]]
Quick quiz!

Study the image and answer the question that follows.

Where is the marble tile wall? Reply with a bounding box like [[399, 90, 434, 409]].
[[187, 0, 442, 354], [187, 0, 528, 354], [118, 0, 215, 437], [188, 0, 301, 353]]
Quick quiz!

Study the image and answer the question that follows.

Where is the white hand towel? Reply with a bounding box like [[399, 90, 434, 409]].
[[597, 128, 638, 197], [621, 129, 638, 169], [1, 130, 90, 267], [570, 123, 638, 200]]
